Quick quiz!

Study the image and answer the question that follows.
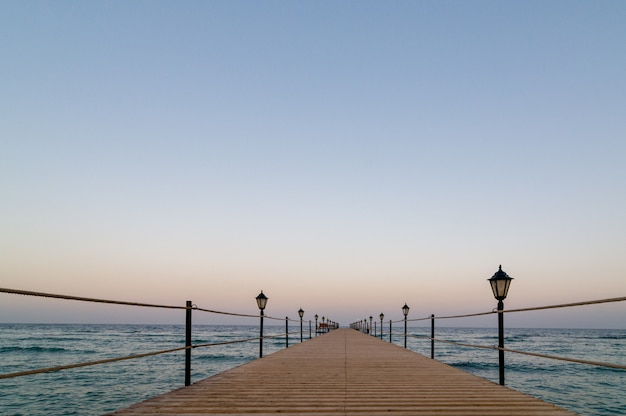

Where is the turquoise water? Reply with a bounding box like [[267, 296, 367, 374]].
[[0, 324, 624, 415]]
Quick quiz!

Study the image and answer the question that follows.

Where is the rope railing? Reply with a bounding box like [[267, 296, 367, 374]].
[[0, 287, 187, 310], [0, 331, 302, 381], [0, 345, 188, 380], [359, 295, 626, 384], [1, 286, 323, 386], [1, 287, 317, 322], [405, 333, 626, 371], [382, 296, 626, 325], [6, 285, 623, 398]]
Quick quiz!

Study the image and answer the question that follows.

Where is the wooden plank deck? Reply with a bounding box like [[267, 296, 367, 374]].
[[107, 328, 577, 415]]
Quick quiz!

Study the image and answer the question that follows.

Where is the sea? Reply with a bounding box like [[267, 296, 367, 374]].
[[0, 324, 624, 415]]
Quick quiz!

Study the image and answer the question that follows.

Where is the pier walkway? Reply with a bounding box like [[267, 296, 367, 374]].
[[108, 328, 576, 415]]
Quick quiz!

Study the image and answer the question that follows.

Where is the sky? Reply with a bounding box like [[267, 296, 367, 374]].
[[1, 1, 625, 329]]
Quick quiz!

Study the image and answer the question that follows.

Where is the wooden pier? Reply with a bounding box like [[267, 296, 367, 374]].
[[107, 328, 576, 415]]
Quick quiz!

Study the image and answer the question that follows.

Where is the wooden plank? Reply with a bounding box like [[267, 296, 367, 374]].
[[107, 328, 577, 415]]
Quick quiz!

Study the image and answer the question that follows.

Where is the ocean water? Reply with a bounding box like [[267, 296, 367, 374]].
[[405, 327, 626, 416], [0, 324, 624, 415]]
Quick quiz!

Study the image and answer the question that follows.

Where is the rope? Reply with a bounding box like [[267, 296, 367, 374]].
[[499, 346, 626, 370], [406, 334, 626, 371], [1, 331, 311, 380], [1, 287, 291, 320], [0, 346, 187, 380], [194, 306, 257, 319], [411, 296, 626, 322], [0, 287, 186, 310], [503, 296, 626, 314], [192, 337, 260, 349]]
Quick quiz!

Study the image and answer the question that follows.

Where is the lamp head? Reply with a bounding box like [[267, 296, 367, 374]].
[[255, 291, 268, 311], [488, 265, 513, 301]]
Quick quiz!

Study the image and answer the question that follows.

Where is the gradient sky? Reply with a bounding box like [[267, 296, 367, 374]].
[[1, 1, 625, 328]]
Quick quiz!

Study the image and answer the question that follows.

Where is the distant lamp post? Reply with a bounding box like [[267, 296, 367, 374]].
[[402, 303, 410, 348], [379, 313, 384, 340], [314, 314, 319, 336], [369, 316, 373, 335], [256, 291, 268, 358], [488, 265, 513, 386], [298, 308, 304, 342]]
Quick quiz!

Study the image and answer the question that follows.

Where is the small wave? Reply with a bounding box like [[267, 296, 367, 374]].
[[448, 360, 498, 371], [0, 346, 68, 353]]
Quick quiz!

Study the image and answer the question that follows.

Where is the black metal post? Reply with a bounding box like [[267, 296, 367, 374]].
[[389, 320, 392, 343], [380, 317, 383, 340], [185, 300, 192, 386], [431, 314, 435, 359], [404, 315, 407, 348], [259, 309, 264, 358], [300, 316, 303, 342], [498, 299, 505, 385], [286, 317, 289, 348], [309, 320, 312, 339]]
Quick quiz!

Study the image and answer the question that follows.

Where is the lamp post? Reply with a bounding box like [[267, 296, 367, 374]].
[[379, 313, 384, 340], [488, 265, 513, 386], [402, 303, 410, 348], [314, 314, 318, 336], [256, 291, 268, 358], [185, 300, 192, 386], [369, 316, 373, 335], [298, 308, 304, 342], [430, 314, 435, 359]]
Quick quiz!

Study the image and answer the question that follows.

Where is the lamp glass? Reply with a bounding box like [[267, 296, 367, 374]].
[[298, 308, 304, 318], [402, 303, 410, 316], [488, 265, 513, 300], [256, 291, 268, 310]]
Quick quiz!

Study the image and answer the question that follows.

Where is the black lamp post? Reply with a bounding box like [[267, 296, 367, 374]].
[[256, 291, 268, 358], [369, 316, 373, 335], [402, 303, 410, 348], [298, 308, 304, 342], [488, 265, 513, 386], [314, 314, 318, 336], [379, 313, 384, 340]]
